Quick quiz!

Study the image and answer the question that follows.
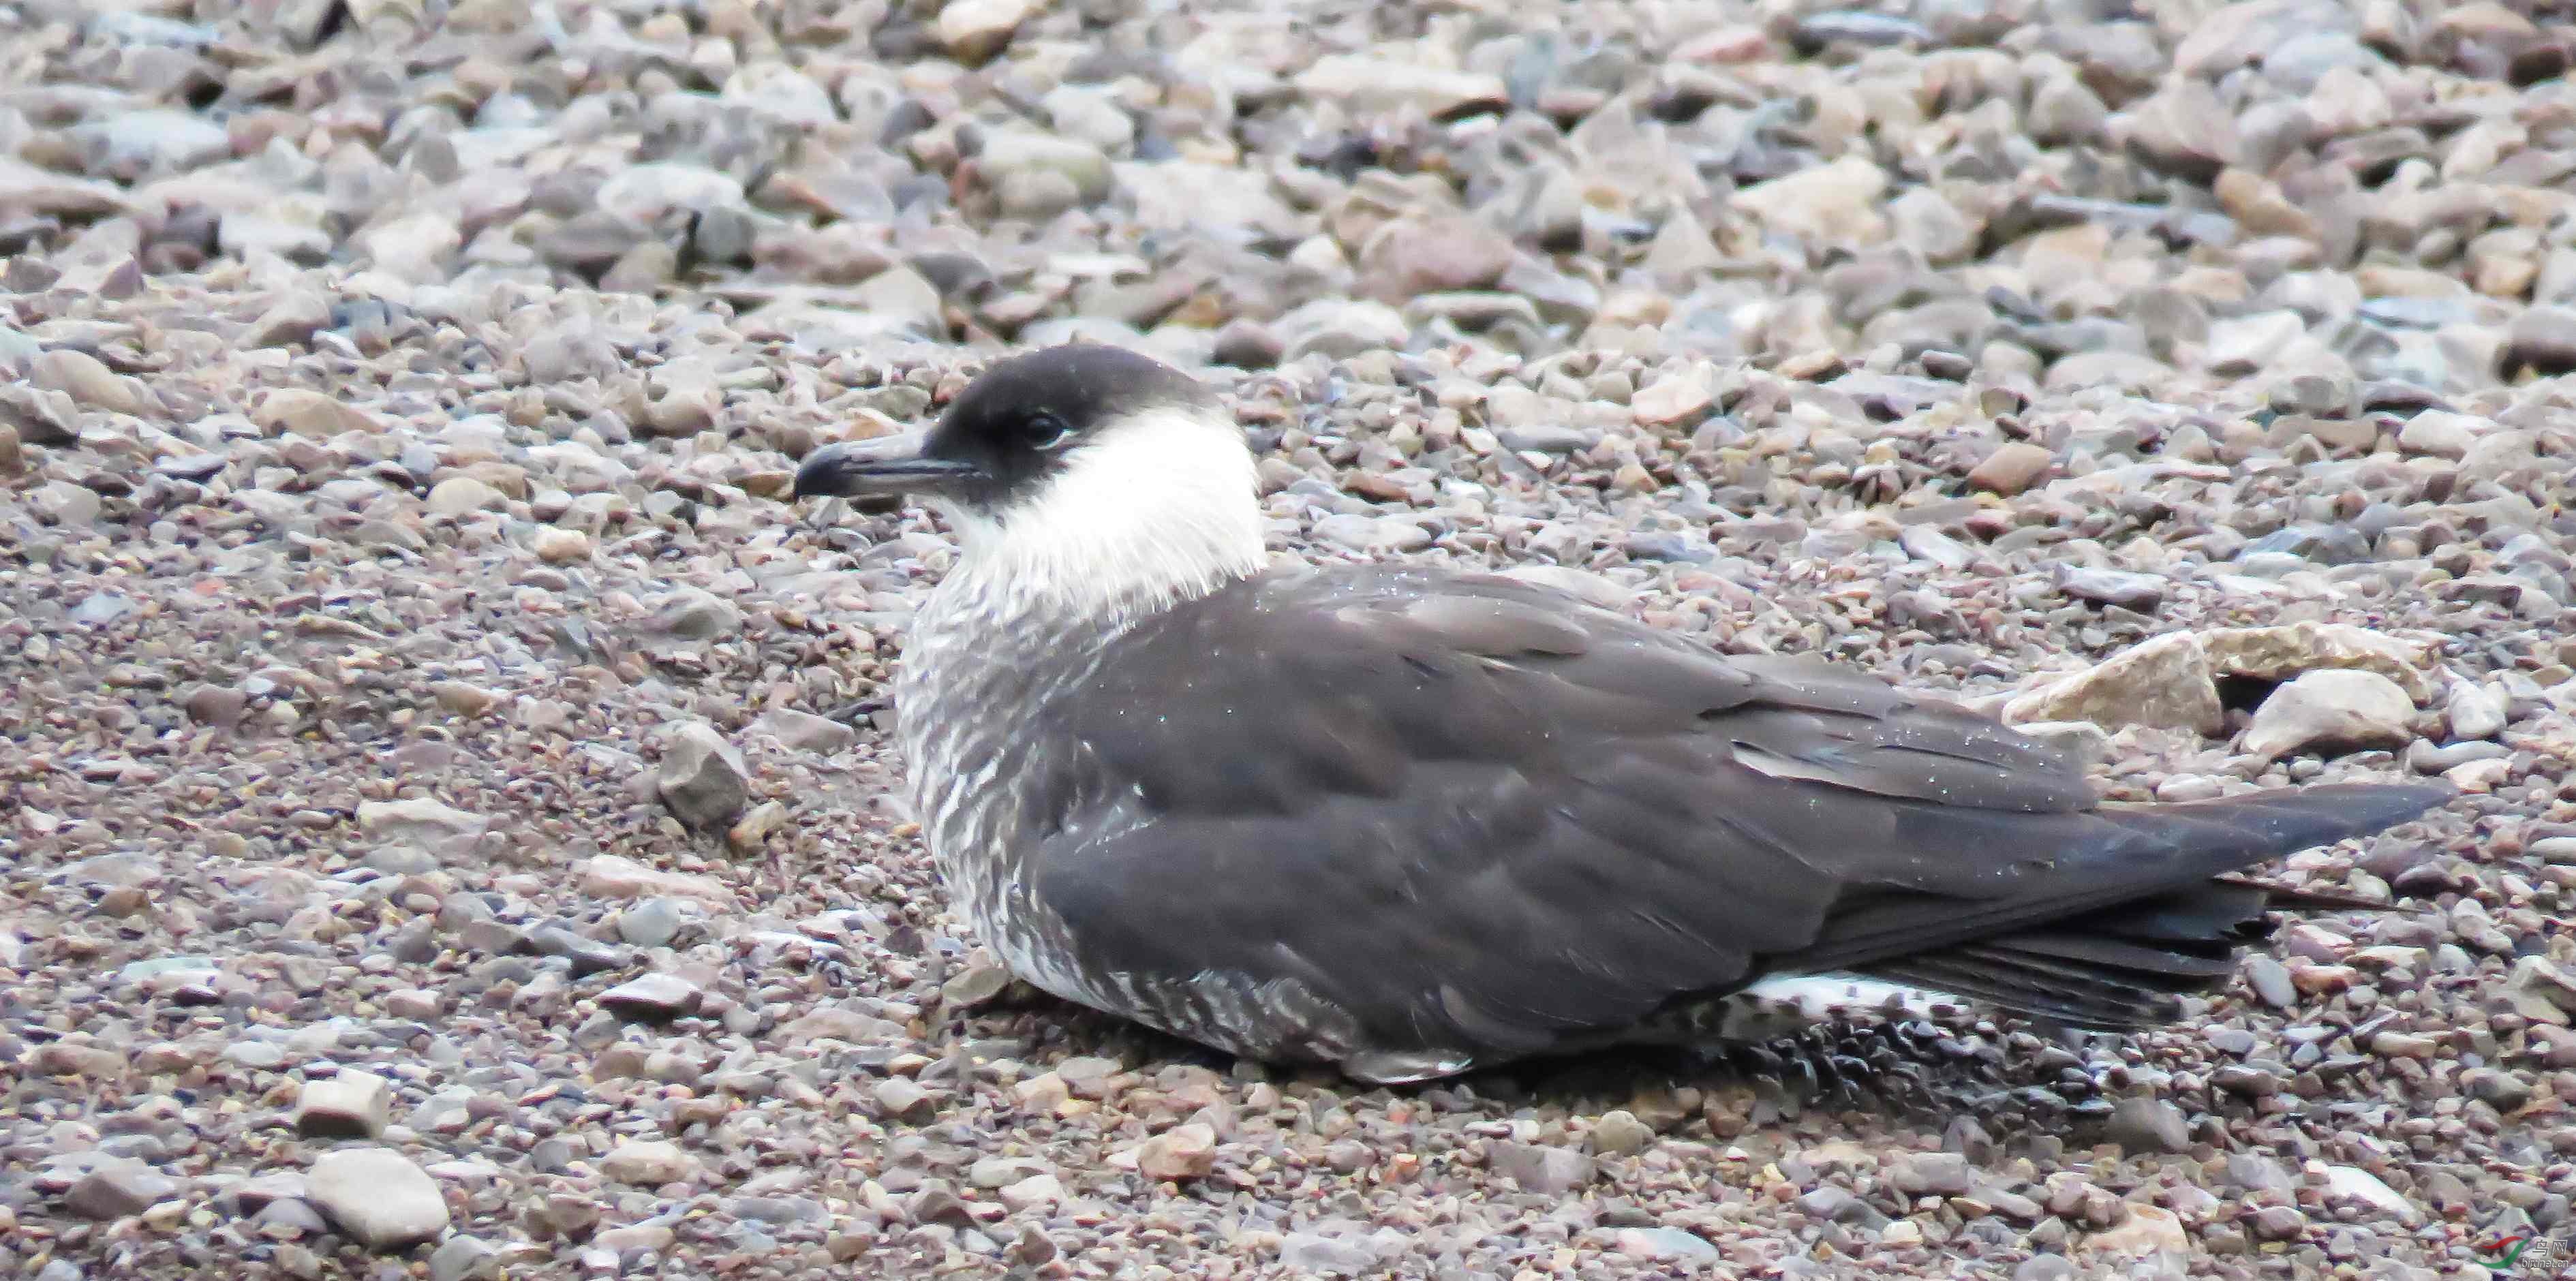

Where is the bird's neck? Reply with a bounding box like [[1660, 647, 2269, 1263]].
[[928, 423, 1270, 630]]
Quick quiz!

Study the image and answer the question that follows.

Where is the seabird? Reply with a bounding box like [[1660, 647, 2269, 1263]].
[[793, 344, 2455, 1085]]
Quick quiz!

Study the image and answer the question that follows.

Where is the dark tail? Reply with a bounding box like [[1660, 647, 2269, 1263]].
[[1857, 782, 2454, 1030]]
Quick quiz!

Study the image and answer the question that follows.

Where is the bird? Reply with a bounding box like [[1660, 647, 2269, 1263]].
[[792, 343, 2455, 1086]]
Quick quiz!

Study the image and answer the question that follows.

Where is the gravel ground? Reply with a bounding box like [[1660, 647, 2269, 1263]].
[[5, 0, 2576, 1277]]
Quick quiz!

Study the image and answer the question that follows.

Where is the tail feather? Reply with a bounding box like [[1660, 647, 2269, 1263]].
[[1847, 780, 2451, 1028]]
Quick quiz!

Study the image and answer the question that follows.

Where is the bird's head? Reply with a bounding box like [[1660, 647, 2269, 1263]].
[[794, 344, 1270, 616]]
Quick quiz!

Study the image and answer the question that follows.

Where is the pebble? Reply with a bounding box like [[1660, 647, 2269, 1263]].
[[63, 1165, 179, 1220], [599, 973, 704, 1022], [2242, 669, 2419, 760], [294, 1070, 394, 1139], [2103, 1098, 2191, 1155], [656, 722, 751, 832], [600, 1140, 695, 1187], [305, 1147, 450, 1251], [1488, 1142, 1596, 1196]]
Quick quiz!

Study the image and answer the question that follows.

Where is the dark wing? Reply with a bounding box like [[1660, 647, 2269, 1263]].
[[1032, 565, 2449, 1066]]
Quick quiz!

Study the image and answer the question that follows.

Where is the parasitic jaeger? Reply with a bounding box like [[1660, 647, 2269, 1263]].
[[793, 343, 2453, 1085]]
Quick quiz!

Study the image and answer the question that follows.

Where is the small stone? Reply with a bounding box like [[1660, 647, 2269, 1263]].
[[296, 1070, 394, 1139], [2104, 1097, 2190, 1155], [1630, 376, 1714, 429], [1967, 442, 2053, 495], [2004, 632, 2222, 737], [2251, 1205, 2307, 1241], [65, 1165, 180, 1219], [306, 1147, 450, 1250], [2446, 681, 2505, 740], [1614, 1226, 1721, 1261], [1488, 1141, 1595, 1195], [616, 898, 686, 948], [942, 963, 1014, 1008], [2083, 1203, 2188, 1256], [32, 348, 149, 416], [1891, 1152, 1973, 1197], [255, 388, 382, 437], [750, 709, 857, 754], [1357, 216, 1514, 305], [600, 1140, 694, 1186], [657, 722, 750, 832], [428, 1235, 501, 1281], [1588, 1110, 1653, 1156], [356, 797, 488, 844], [532, 527, 592, 563], [874, 1077, 936, 1123], [2243, 669, 2417, 761], [1134, 1123, 1218, 1182], [936, 0, 1039, 63], [2506, 957, 2576, 1025], [2246, 957, 2297, 1010], [600, 973, 703, 1022]]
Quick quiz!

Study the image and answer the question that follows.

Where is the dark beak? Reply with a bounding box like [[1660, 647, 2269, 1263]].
[[791, 431, 983, 503]]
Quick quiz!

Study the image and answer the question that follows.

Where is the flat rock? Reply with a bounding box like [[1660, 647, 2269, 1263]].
[[2004, 632, 2223, 736], [2243, 668, 2417, 761], [600, 1139, 695, 1186], [307, 1147, 450, 1251]]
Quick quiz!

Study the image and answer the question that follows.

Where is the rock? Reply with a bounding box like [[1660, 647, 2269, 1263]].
[[2245, 956, 2298, 1009], [936, 0, 1039, 63], [1488, 1142, 1595, 1195], [1295, 56, 1507, 119], [532, 527, 592, 563], [657, 722, 750, 832], [1967, 442, 2054, 495], [616, 897, 686, 948], [2323, 1167, 2416, 1222], [1890, 1152, 1973, 1197], [427, 476, 508, 516], [874, 1077, 936, 1122], [255, 388, 384, 437], [2502, 305, 2576, 376], [0, 384, 80, 445], [1631, 374, 1714, 429], [427, 1236, 501, 1281], [2004, 633, 2223, 736], [1732, 156, 1888, 246], [750, 708, 856, 754], [63, 1165, 180, 1219], [245, 290, 333, 348], [599, 972, 703, 1022], [600, 1140, 694, 1186], [32, 348, 149, 416], [307, 1147, 450, 1251], [2083, 1203, 2188, 1256], [1587, 1110, 1653, 1156], [295, 1070, 394, 1139], [2506, 957, 2576, 1025], [356, 798, 489, 844], [2446, 680, 2505, 740], [1356, 216, 1514, 304], [2242, 669, 2417, 761], [2104, 1098, 2190, 1155], [2200, 623, 2434, 703], [979, 130, 1112, 206], [1613, 1227, 1721, 1262], [1134, 1123, 1218, 1182], [581, 854, 737, 906]]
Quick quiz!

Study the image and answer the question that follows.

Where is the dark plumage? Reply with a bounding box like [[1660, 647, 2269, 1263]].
[[795, 344, 2455, 1084]]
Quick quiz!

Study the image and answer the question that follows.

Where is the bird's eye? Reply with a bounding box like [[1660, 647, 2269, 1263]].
[[1023, 413, 1075, 451]]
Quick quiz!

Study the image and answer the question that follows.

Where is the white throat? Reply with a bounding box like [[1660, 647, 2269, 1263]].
[[929, 406, 1268, 624]]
